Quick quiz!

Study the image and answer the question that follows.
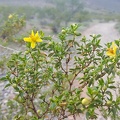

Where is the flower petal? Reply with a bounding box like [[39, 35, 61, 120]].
[[31, 30, 34, 36], [112, 42, 116, 47], [35, 31, 39, 38], [106, 51, 115, 57], [111, 42, 117, 56], [36, 38, 42, 42], [24, 37, 32, 42], [31, 42, 36, 48]]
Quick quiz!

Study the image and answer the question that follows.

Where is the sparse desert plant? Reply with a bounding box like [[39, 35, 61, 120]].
[[1, 24, 120, 120], [0, 14, 25, 42]]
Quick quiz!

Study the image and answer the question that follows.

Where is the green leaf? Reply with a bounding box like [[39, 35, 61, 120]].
[[4, 83, 11, 88], [106, 91, 113, 100], [43, 36, 52, 41], [48, 52, 54, 57], [39, 95, 45, 99], [77, 109, 83, 113], [0, 76, 7, 81], [104, 68, 109, 73], [87, 87, 92, 95], [111, 106, 117, 120], [98, 79, 104, 86], [74, 41, 80, 47], [108, 86, 116, 89], [50, 103, 56, 110], [96, 34, 101, 38], [39, 31, 44, 37], [86, 111, 90, 120], [31, 116, 39, 120]]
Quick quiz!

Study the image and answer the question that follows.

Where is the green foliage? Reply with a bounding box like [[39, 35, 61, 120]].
[[38, 0, 84, 33], [0, 14, 26, 42], [1, 24, 120, 120]]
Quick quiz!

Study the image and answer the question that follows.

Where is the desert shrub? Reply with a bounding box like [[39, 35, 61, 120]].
[[1, 24, 120, 120], [0, 14, 25, 42]]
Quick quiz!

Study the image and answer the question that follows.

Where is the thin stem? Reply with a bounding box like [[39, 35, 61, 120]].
[[58, 58, 66, 74], [69, 61, 92, 91], [66, 53, 71, 75], [30, 99, 41, 118], [73, 114, 76, 120]]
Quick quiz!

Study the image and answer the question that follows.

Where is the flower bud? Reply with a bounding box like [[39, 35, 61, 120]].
[[106, 100, 112, 106], [24, 80, 28, 84], [18, 97, 24, 103], [13, 95, 19, 101], [102, 86, 107, 91], [37, 109, 41, 114], [12, 83, 17, 88], [82, 98, 91, 106], [8, 14, 13, 19], [61, 29, 66, 34]]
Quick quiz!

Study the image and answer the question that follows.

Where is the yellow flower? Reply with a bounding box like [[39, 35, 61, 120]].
[[8, 14, 13, 19], [106, 42, 117, 58], [24, 30, 42, 48]]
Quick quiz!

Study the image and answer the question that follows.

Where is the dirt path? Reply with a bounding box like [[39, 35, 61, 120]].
[[82, 22, 120, 45]]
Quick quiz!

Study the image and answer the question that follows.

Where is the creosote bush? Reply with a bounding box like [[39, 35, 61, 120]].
[[1, 24, 120, 120], [0, 14, 25, 42]]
